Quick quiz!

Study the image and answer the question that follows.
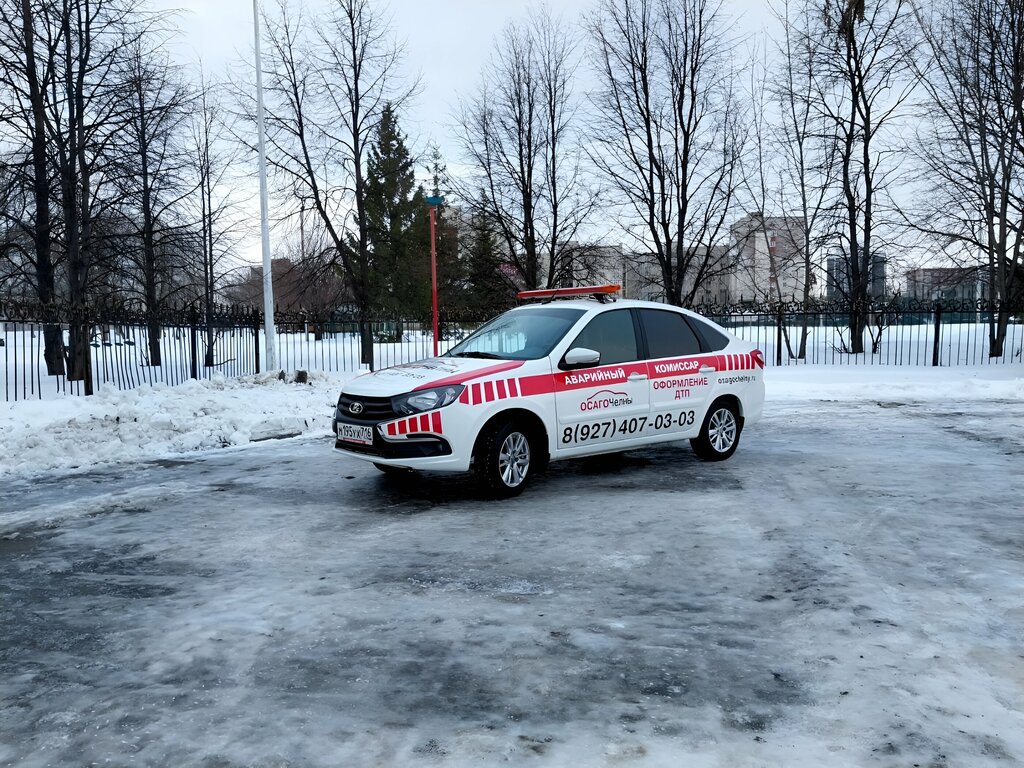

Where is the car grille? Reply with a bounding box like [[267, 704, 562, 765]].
[[337, 393, 396, 422]]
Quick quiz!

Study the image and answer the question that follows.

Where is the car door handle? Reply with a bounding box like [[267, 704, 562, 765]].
[[700, 365, 716, 373], [627, 373, 648, 381]]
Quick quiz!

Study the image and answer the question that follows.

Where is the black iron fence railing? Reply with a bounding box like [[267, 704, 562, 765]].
[[1, 298, 1021, 401]]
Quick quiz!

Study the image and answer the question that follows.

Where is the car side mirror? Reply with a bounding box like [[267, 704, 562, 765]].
[[562, 347, 601, 369]]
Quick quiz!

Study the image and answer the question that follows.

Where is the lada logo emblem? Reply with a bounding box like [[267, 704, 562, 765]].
[[349, 402, 364, 415]]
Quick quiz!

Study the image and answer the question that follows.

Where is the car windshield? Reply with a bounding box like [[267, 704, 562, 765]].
[[446, 307, 585, 361]]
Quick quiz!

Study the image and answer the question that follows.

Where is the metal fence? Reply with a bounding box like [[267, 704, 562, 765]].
[[2, 297, 1022, 401], [699, 299, 1024, 368]]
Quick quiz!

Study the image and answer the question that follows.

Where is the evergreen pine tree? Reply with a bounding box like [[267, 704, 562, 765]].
[[365, 104, 428, 325], [463, 190, 515, 316], [423, 146, 470, 320]]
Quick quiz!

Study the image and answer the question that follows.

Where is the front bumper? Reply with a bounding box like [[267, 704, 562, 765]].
[[333, 408, 470, 471]]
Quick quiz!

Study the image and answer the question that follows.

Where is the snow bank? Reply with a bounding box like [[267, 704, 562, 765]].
[[1, 364, 1021, 480], [0, 371, 348, 479]]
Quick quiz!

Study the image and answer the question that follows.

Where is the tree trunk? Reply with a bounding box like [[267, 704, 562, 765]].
[[849, 304, 866, 355], [21, 0, 64, 375], [204, 314, 216, 367], [359, 317, 374, 369], [144, 270, 162, 366], [989, 305, 1008, 358], [68, 321, 93, 395], [41, 324, 65, 373], [147, 315, 162, 365]]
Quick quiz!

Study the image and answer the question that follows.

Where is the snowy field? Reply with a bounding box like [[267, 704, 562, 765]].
[[1, 366, 1023, 766], [4, 317, 1022, 402]]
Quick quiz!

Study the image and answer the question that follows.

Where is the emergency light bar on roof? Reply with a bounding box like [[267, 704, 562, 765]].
[[517, 284, 621, 303]]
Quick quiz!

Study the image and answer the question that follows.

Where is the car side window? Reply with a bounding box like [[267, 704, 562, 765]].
[[639, 309, 702, 358], [569, 309, 639, 366]]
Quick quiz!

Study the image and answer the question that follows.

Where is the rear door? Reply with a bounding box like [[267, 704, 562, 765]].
[[553, 308, 651, 454], [639, 308, 714, 439]]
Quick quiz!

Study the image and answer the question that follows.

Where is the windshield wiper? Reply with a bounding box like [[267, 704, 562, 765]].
[[451, 351, 505, 359]]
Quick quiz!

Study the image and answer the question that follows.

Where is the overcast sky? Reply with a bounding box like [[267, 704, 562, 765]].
[[153, 0, 776, 158], [148, 0, 777, 262]]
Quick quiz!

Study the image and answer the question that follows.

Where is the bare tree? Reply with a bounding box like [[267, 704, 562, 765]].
[[587, 0, 745, 307], [47, 0, 148, 390], [115, 38, 194, 365], [0, 0, 64, 373], [770, 0, 842, 357], [250, 0, 412, 369], [736, 47, 802, 314], [456, 6, 594, 291], [911, 0, 1024, 357], [817, 0, 917, 353], [190, 73, 247, 366]]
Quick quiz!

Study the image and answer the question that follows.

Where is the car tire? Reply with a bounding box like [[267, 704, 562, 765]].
[[474, 420, 534, 497], [690, 399, 742, 462]]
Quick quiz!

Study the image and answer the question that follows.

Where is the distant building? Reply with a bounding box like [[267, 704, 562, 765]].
[[621, 251, 663, 302], [681, 246, 736, 305], [620, 247, 732, 304], [727, 213, 808, 303], [826, 249, 887, 301], [585, 211, 821, 306], [905, 266, 984, 301], [559, 244, 626, 289]]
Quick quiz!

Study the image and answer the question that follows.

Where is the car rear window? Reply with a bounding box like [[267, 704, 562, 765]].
[[686, 316, 732, 352]]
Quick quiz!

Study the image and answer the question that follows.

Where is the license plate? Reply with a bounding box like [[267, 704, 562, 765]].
[[338, 423, 374, 445]]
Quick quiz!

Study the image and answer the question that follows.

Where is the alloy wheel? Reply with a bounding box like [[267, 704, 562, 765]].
[[498, 432, 531, 487], [708, 408, 737, 453]]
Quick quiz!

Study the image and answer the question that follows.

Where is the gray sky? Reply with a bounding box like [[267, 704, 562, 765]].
[[154, 0, 775, 161], [149, 0, 777, 263]]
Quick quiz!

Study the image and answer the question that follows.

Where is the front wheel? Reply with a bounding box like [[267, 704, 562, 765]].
[[474, 420, 534, 497], [690, 400, 741, 461]]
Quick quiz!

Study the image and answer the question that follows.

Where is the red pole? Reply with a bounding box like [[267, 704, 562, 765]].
[[430, 205, 439, 357]]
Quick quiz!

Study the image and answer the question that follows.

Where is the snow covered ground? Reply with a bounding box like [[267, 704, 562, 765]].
[[1, 365, 1023, 767], [1, 364, 1021, 481]]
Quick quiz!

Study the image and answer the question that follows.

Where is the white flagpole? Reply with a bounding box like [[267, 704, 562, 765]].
[[253, 0, 277, 370]]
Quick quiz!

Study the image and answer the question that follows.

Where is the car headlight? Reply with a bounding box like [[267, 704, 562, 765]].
[[392, 385, 465, 415]]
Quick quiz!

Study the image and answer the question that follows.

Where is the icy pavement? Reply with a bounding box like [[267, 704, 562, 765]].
[[2, 390, 1023, 767]]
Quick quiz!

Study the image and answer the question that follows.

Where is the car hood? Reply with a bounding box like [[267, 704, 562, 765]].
[[341, 357, 527, 398]]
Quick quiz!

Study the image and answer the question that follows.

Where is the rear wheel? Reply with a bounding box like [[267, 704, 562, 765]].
[[474, 420, 534, 497], [690, 400, 741, 461]]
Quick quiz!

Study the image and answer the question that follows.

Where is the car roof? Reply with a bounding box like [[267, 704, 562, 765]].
[[512, 298, 701, 316]]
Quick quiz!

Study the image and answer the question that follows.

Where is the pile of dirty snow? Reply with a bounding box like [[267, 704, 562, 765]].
[[0, 372, 348, 478]]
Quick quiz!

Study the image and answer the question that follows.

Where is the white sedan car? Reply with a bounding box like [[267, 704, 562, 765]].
[[333, 286, 764, 496]]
